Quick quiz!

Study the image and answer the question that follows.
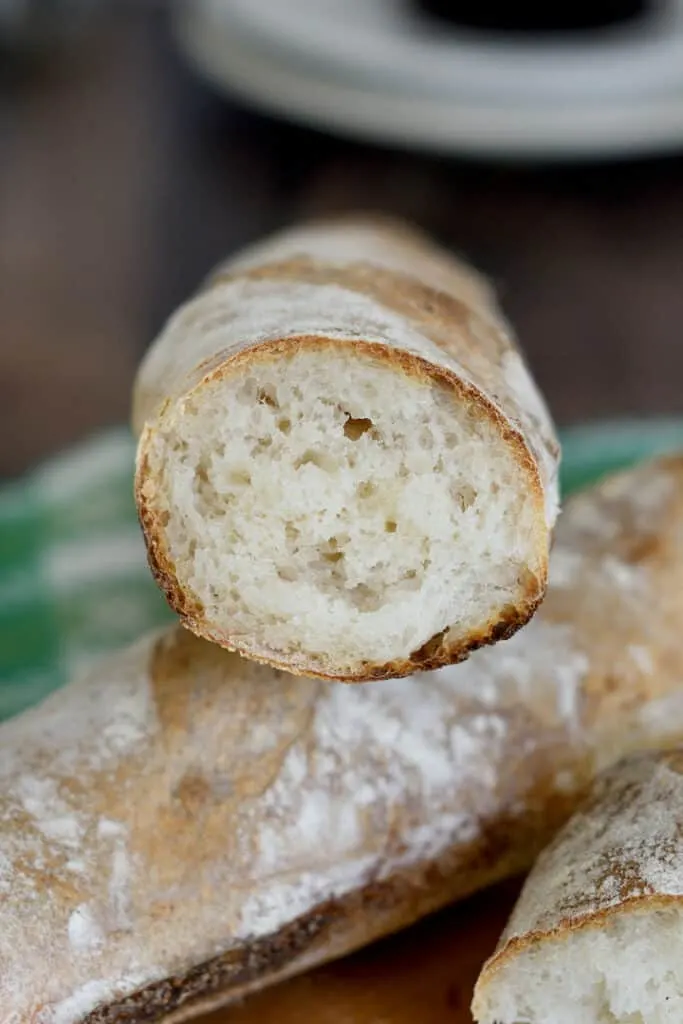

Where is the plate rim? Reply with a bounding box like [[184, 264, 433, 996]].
[[175, 4, 683, 160]]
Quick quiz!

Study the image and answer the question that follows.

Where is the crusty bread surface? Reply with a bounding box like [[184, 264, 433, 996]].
[[133, 216, 560, 680], [473, 749, 683, 1024], [4, 456, 683, 1024], [210, 882, 520, 1024]]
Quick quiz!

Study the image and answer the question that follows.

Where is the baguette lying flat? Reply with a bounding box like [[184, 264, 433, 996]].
[[4, 455, 683, 1024], [218, 882, 520, 1024], [133, 217, 559, 681], [473, 749, 683, 1024]]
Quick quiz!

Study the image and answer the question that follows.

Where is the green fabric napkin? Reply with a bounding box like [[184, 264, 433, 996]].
[[1, 419, 682, 722]]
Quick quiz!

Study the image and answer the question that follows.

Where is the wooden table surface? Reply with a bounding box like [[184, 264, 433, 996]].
[[1, 8, 683, 479]]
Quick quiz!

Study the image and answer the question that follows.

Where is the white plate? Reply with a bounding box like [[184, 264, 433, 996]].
[[175, 0, 683, 160], [210, 0, 683, 104]]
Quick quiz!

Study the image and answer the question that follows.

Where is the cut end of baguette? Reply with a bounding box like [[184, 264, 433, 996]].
[[137, 341, 547, 679], [473, 907, 683, 1024]]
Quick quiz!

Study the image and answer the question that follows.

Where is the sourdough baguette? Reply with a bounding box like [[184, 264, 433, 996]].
[[473, 749, 683, 1024], [4, 455, 683, 1024], [133, 216, 559, 681], [215, 882, 520, 1024]]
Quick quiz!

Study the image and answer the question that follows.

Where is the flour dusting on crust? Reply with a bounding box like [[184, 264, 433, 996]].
[[3, 458, 683, 1023]]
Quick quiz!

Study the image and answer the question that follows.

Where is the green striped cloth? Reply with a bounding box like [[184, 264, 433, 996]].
[[2, 420, 683, 722]]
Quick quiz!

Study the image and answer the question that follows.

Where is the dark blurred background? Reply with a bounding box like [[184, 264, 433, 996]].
[[1, 2, 682, 479]]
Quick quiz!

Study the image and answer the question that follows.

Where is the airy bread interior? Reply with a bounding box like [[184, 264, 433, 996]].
[[476, 908, 683, 1024], [145, 346, 542, 673]]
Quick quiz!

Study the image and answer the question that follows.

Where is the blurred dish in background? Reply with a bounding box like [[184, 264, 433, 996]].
[[175, 0, 683, 160], [415, 0, 649, 33]]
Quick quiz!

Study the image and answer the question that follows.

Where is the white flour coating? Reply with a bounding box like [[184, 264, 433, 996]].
[[237, 855, 378, 938], [107, 838, 133, 931], [0, 850, 13, 894], [442, 619, 590, 731], [97, 818, 126, 839], [221, 220, 497, 327], [139, 278, 456, 422], [68, 904, 105, 954], [0, 635, 159, 1018], [602, 464, 676, 528], [498, 753, 683, 947], [601, 556, 646, 593], [3, 455, 679, 1024], [0, 634, 158, 781], [45, 973, 157, 1024], [628, 645, 654, 675], [236, 618, 589, 942], [16, 776, 85, 850], [563, 496, 621, 542]]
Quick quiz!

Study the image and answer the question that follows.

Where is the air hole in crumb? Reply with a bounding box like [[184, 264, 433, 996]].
[[277, 566, 297, 582], [277, 418, 291, 434], [322, 551, 344, 563], [385, 520, 397, 533], [410, 628, 448, 663], [257, 387, 278, 408], [401, 570, 420, 592], [456, 485, 477, 512], [229, 470, 251, 486], [357, 481, 375, 499], [295, 450, 335, 472], [419, 428, 434, 450], [344, 416, 373, 441], [349, 584, 381, 612]]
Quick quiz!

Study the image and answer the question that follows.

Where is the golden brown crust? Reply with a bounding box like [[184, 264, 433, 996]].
[[135, 334, 548, 681]]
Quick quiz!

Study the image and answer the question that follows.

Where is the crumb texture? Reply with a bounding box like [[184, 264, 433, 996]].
[[150, 347, 538, 671]]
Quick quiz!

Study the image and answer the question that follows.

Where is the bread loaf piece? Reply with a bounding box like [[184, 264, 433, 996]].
[[473, 749, 683, 1024], [133, 217, 559, 681], [4, 455, 683, 1024], [216, 882, 520, 1024]]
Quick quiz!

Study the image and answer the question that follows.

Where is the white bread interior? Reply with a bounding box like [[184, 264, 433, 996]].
[[146, 345, 540, 675], [475, 908, 683, 1024]]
